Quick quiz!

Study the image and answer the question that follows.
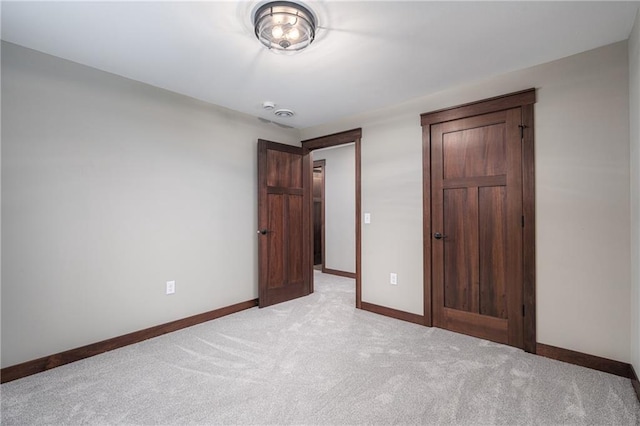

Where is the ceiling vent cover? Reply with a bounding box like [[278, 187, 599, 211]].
[[274, 108, 295, 118]]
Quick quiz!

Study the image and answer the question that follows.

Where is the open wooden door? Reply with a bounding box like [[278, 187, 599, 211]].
[[257, 140, 312, 308]]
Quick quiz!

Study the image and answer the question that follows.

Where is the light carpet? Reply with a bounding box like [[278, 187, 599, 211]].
[[2, 271, 639, 425]]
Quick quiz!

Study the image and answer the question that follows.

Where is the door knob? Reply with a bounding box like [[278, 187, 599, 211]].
[[257, 229, 269, 235], [433, 232, 446, 240]]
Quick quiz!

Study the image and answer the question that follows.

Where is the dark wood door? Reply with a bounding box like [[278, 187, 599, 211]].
[[258, 140, 311, 308], [431, 108, 524, 348]]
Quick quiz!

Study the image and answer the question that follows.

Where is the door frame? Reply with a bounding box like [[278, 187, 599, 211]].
[[302, 128, 362, 308], [312, 159, 326, 269], [420, 89, 537, 353]]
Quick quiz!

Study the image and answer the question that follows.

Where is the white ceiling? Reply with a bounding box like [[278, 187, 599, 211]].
[[2, 1, 639, 129]]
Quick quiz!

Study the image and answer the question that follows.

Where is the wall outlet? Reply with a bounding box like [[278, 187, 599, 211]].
[[166, 280, 176, 295], [364, 213, 371, 224], [390, 273, 397, 285]]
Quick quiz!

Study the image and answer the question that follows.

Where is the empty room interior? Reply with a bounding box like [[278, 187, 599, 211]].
[[2, 1, 640, 424]]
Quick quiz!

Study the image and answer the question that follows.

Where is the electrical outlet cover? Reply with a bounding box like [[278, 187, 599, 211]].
[[390, 273, 397, 285]]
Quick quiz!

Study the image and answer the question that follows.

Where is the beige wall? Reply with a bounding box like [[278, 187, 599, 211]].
[[2, 37, 635, 368], [629, 9, 640, 374], [312, 145, 356, 274], [1, 42, 299, 367], [301, 41, 632, 362]]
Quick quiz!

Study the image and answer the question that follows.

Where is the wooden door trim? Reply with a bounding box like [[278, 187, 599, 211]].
[[420, 89, 536, 127], [421, 89, 536, 352], [1, 298, 258, 383], [313, 160, 326, 270], [536, 343, 633, 378], [302, 145, 313, 296], [520, 103, 536, 353], [302, 128, 362, 150], [360, 302, 424, 326], [302, 128, 362, 309]]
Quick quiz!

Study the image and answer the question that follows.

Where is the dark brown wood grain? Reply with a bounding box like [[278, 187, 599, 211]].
[[361, 302, 425, 326], [421, 96, 535, 350], [478, 186, 507, 319], [442, 187, 478, 313], [427, 107, 525, 348], [312, 160, 327, 272], [430, 122, 445, 329], [536, 343, 632, 379], [302, 129, 362, 309], [444, 308, 509, 345], [422, 125, 432, 326], [322, 268, 356, 279], [302, 146, 312, 295], [631, 365, 640, 403], [301, 128, 362, 151], [505, 108, 524, 348], [521, 103, 536, 354], [1, 299, 258, 384], [266, 149, 301, 188], [312, 160, 325, 267], [420, 89, 535, 127], [355, 136, 362, 309], [258, 140, 311, 307], [288, 195, 304, 283], [442, 123, 506, 179], [442, 175, 506, 189], [267, 194, 285, 288]]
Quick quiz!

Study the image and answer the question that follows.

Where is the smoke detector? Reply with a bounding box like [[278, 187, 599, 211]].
[[262, 101, 276, 110], [274, 108, 295, 118]]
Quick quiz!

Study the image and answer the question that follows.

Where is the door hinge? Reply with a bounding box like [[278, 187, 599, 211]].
[[518, 124, 527, 140], [521, 216, 525, 228], [522, 304, 525, 316]]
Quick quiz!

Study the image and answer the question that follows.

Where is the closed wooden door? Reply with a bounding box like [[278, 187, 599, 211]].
[[257, 140, 311, 308], [431, 108, 524, 348]]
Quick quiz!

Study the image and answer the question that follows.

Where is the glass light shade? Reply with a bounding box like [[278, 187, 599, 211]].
[[271, 25, 284, 39], [287, 27, 300, 41], [254, 1, 316, 52]]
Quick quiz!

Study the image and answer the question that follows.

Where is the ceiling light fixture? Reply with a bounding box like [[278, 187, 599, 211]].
[[253, 1, 316, 52]]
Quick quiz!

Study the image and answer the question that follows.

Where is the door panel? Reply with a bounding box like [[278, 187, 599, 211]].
[[266, 149, 302, 188], [267, 194, 285, 289], [287, 194, 304, 283], [258, 140, 311, 308], [432, 108, 524, 348], [478, 186, 507, 319], [443, 123, 506, 179], [443, 187, 478, 313]]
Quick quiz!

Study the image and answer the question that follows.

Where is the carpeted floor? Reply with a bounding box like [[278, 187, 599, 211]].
[[2, 271, 639, 425]]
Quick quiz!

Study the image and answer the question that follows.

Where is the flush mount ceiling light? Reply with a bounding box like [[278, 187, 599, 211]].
[[253, 1, 316, 52]]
